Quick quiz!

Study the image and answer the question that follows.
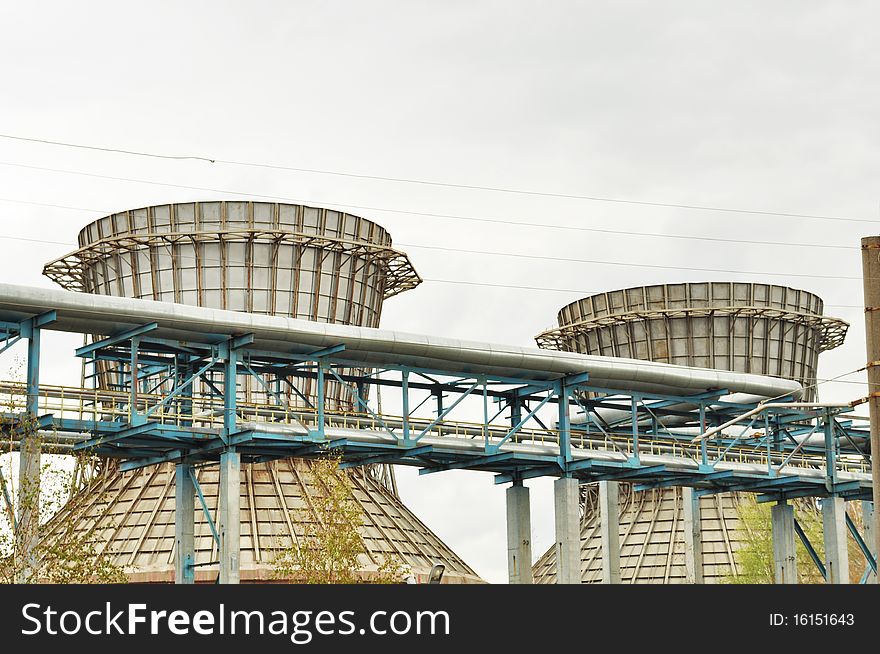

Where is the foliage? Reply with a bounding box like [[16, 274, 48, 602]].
[[0, 371, 127, 584], [726, 495, 870, 584], [272, 456, 407, 584]]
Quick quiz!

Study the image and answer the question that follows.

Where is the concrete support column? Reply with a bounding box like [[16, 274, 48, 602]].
[[218, 450, 241, 584], [598, 481, 620, 584], [15, 325, 42, 583], [682, 487, 703, 584], [175, 463, 195, 584], [506, 482, 533, 584], [15, 437, 40, 583], [554, 476, 581, 584], [823, 496, 850, 584], [771, 502, 797, 584], [863, 500, 876, 583]]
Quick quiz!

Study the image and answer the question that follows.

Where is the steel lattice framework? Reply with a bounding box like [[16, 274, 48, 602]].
[[44, 228, 421, 300], [0, 285, 875, 584], [531, 282, 855, 584], [536, 305, 848, 353], [20, 203, 481, 584]]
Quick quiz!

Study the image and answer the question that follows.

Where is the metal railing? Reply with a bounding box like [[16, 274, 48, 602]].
[[0, 380, 869, 480]]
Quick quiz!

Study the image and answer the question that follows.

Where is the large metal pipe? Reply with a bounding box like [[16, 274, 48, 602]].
[[0, 283, 802, 400], [692, 402, 856, 443]]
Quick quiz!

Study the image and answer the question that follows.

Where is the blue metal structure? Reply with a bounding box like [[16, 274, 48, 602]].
[[0, 314, 869, 496], [0, 302, 875, 582]]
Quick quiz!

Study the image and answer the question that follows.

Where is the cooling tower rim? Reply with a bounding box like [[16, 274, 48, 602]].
[[42, 200, 422, 300], [70, 199, 395, 244], [555, 282, 828, 317], [535, 305, 849, 353]]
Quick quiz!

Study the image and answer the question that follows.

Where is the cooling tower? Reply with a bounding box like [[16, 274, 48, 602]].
[[532, 282, 848, 583], [40, 201, 481, 583]]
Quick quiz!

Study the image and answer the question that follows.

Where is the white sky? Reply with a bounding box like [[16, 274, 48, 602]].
[[0, 1, 878, 583]]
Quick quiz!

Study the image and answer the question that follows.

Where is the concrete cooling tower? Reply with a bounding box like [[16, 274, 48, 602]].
[[531, 282, 848, 583], [39, 200, 481, 583]]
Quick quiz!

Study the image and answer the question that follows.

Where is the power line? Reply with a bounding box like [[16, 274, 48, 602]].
[[0, 234, 71, 247], [0, 232, 864, 310], [0, 188, 862, 254], [0, 132, 876, 226], [0, 223, 863, 283], [423, 278, 866, 302], [408, 245, 861, 280], [0, 134, 217, 162], [0, 197, 107, 214]]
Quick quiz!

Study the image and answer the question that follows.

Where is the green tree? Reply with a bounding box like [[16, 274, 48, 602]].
[[727, 496, 870, 584], [272, 455, 405, 584], [0, 380, 127, 584]]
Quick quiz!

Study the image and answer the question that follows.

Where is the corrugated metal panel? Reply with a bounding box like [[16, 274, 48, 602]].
[[42, 459, 480, 583], [40, 202, 479, 583], [533, 282, 846, 584]]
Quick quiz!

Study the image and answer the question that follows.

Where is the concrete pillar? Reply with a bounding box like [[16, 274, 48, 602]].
[[554, 476, 581, 584], [863, 500, 876, 583], [15, 326, 42, 583], [218, 450, 241, 584], [506, 482, 533, 584], [823, 496, 850, 584], [682, 487, 703, 584], [15, 437, 40, 583], [598, 481, 620, 584], [175, 463, 195, 584], [771, 502, 797, 584]]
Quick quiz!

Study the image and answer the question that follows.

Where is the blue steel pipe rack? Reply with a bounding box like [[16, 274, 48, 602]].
[[0, 312, 876, 578]]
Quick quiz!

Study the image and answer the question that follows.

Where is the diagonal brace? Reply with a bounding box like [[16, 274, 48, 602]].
[[189, 467, 220, 547], [794, 517, 827, 580]]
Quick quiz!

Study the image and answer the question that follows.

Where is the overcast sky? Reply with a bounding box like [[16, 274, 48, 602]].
[[0, 1, 878, 583]]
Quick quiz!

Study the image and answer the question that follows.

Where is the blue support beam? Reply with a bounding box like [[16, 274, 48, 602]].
[[755, 480, 868, 503], [490, 392, 554, 453], [413, 380, 478, 442], [0, 307, 871, 519], [635, 470, 735, 492], [223, 341, 239, 440], [595, 464, 666, 481], [305, 343, 346, 359], [75, 322, 159, 357], [73, 422, 161, 451], [557, 381, 571, 466], [401, 370, 411, 444], [794, 517, 827, 581], [0, 334, 21, 356], [14, 310, 55, 582], [189, 467, 220, 547], [420, 452, 517, 475], [845, 510, 878, 575], [117, 430, 256, 471], [494, 465, 563, 485], [341, 445, 433, 469]]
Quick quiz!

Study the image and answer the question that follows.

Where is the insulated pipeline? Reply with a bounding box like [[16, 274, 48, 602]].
[[0, 283, 803, 401]]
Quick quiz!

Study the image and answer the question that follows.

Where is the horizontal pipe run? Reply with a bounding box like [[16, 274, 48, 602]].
[[692, 403, 855, 444], [0, 283, 802, 401]]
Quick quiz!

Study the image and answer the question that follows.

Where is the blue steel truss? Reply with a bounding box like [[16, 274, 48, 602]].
[[0, 314, 869, 505], [0, 309, 875, 581]]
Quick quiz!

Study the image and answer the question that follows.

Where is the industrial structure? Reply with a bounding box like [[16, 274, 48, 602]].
[[0, 207, 875, 588], [34, 201, 480, 583], [0, 280, 875, 586], [532, 282, 851, 583]]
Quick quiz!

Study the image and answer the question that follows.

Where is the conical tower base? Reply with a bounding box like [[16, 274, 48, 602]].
[[533, 485, 742, 583], [42, 459, 482, 584]]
